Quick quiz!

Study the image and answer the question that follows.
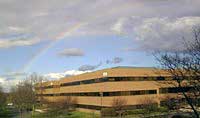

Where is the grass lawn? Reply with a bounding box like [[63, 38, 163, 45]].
[[0, 107, 18, 118], [32, 111, 100, 118]]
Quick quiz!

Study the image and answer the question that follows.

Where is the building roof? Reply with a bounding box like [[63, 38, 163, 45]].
[[36, 67, 172, 87], [59, 66, 171, 84]]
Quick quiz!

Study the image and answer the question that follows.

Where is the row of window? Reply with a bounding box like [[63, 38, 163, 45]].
[[35, 85, 54, 90], [38, 89, 157, 97], [59, 76, 166, 87], [36, 77, 167, 89], [37, 87, 193, 97], [159, 87, 192, 94]]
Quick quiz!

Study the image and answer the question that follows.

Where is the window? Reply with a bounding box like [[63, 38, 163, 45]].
[[148, 90, 157, 94], [131, 91, 140, 95], [100, 77, 108, 82], [157, 76, 165, 81], [108, 78, 115, 81], [73, 81, 80, 85], [121, 91, 130, 96], [103, 92, 109, 96], [41, 89, 157, 97], [114, 77, 123, 81], [58, 76, 170, 88], [160, 87, 192, 94], [159, 88, 168, 93]]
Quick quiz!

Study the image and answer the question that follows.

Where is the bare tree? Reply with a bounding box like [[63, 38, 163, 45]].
[[139, 97, 161, 118], [29, 73, 47, 105], [156, 27, 200, 118], [0, 86, 6, 108], [58, 96, 77, 111], [46, 96, 77, 117], [10, 73, 46, 118], [10, 81, 36, 118], [163, 95, 181, 111], [140, 97, 157, 112], [112, 97, 127, 117]]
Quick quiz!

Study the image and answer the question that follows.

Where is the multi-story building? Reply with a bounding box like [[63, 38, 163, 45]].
[[35, 67, 190, 112]]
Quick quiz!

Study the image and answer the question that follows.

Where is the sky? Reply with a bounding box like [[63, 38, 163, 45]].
[[0, 0, 200, 91]]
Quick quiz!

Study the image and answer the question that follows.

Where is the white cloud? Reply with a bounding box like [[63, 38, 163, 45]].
[[111, 17, 126, 34], [0, 72, 28, 92], [44, 70, 90, 80], [58, 48, 84, 57], [0, 76, 23, 92], [0, 38, 41, 48], [8, 26, 25, 32], [132, 17, 200, 51], [0, 77, 5, 84]]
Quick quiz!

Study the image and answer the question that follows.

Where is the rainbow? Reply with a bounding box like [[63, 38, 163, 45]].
[[20, 4, 130, 73], [21, 23, 85, 72]]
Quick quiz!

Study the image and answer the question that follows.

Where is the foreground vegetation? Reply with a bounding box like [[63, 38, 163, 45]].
[[32, 110, 99, 118]]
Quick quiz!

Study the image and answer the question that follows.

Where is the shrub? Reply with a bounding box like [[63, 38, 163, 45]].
[[126, 109, 145, 115], [162, 95, 181, 110], [48, 96, 77, 112], [112, 97, 127, 117], [101, 108, 116, 117], [157, 106, 168, 112]]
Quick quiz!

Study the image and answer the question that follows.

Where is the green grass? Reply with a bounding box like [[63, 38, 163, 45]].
[[0, 107, 17, 118], [32, 110, 100, 118]]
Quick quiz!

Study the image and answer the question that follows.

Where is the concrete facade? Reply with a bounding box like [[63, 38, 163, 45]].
[[35, 67, 186, 111]]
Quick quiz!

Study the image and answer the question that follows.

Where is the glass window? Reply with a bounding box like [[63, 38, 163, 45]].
[[159, 88, 168, 93], [103, 92, 109, 96], [157, 76, 165, 81], [100, 78, 108, 82], [148, 90, 157, 94]]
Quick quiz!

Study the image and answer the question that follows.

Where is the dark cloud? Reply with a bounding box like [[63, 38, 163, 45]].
[[106, 57, 123, 64], [78, 63, 102, 71], [58, 48, 84, 57], [78, 57, 123, 71]]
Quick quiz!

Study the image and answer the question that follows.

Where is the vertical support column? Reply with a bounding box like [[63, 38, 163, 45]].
[[100, 92, 103, 108], [157, 88, 160, 107]]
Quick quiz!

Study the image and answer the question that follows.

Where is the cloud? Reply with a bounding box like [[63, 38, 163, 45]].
[[78, 57, 123, 71], [58, 48, 84, 57], [116, 16, 200, 51], [78, 63, 102, 71], [8, 26, 25, 32], [0, 0, 199, 50], [0, 77, 23, 92], [0, 39, 40, 48], [1, 72, 27, 78], [132, 17, 200, 51], [111, 17, 127, 34], [0, 72, 27, 92], [0, 33, 40, 48], [0, 77, 5, 84], [106, 57, 123, 64], [44, 70, 90, 80], [1, 70, 89, 91]]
